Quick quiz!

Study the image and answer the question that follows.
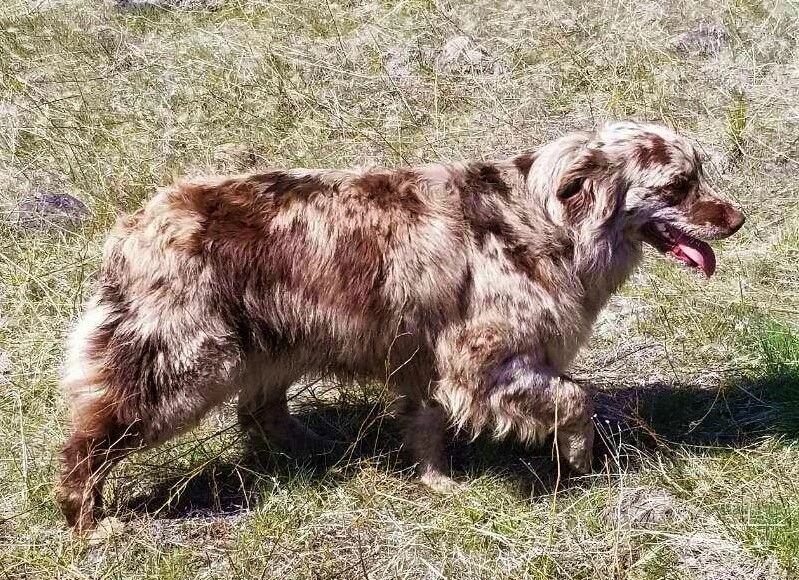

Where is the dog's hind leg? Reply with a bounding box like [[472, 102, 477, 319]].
[[236, 356, 333, 456], [56, 299, 242, 532], [57, 402, 142, 533], [402, 402, 462, 492]]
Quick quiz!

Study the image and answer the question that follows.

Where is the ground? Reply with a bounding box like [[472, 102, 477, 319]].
[[0, 0, 798, 578]]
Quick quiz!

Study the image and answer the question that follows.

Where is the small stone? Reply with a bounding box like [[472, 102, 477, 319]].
[[672, 532, 787, 580], [15, 192, 89, 230], [384, 45, 416, 80], [212, 143, 259, 171], [0, 350, 9, 385], [436, 35, 503, 74], [674, 22, 729, 56], [702, 146, 733, 175], [439, 36, 485, 67]]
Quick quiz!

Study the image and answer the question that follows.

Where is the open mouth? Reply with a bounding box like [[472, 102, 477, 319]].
[[640, 221, 716, 277]]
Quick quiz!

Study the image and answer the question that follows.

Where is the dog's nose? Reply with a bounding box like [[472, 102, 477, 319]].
[[727, 207, 745, 234]]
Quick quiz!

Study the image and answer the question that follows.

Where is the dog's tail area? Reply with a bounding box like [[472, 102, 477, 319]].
[[62, 296, 120, 429], [57, 270, 242, 531], [56, 293, 135, 532]]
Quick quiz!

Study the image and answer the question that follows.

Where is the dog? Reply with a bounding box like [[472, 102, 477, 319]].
[[56, 121, 744, 531]]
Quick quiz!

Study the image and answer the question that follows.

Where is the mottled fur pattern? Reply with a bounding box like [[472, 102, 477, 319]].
[[56, 122, 744, 531]]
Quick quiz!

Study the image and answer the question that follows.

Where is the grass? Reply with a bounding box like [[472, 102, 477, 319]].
[[1, 0, 798, 578]]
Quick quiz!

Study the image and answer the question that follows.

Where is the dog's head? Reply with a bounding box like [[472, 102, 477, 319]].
[[539, 122, 745, 277]]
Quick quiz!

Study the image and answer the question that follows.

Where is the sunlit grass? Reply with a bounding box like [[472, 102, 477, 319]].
[[0, 0, 797, 578]]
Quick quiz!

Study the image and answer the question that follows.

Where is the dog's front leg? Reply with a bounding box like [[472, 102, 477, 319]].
[[490, 359, 595, 473], [437, 321, 596, 474]]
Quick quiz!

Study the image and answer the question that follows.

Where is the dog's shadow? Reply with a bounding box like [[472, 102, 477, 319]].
[[119, 367, 798, 521]]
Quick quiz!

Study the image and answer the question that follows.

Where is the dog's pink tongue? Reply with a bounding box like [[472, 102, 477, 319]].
[[676, 238, 716, 277]]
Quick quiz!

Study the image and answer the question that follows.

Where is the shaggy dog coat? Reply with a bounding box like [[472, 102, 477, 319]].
[[57, 122, 745, 531]]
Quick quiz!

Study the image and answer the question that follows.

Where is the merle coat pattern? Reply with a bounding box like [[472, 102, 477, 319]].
[[57, 122, 745, 531]]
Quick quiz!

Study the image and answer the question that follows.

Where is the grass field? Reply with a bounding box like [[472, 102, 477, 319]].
[[1, 0, 798, 578]]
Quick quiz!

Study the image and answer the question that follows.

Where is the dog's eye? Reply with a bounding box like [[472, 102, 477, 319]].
[[666, 177, 692, 202]]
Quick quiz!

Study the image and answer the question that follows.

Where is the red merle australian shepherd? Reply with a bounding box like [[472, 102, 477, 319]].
[[57, 122, 745, 531]]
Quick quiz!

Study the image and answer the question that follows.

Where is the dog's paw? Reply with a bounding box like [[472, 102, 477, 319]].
[[420, 472, 467, 494], [88, 517, 125, 545], [566, 451, 593, 475], [556, 424, 595, 475]]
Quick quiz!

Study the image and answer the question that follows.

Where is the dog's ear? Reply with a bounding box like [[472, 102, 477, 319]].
[[554, 147, 617, 223], [556, 174, 585, 201], [556, 147, 604, 202]]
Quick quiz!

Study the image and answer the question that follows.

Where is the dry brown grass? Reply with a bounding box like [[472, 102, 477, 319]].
[[0, 0, 797, 578]]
